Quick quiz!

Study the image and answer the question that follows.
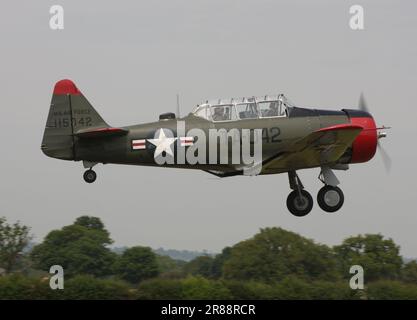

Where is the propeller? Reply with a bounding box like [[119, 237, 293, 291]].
[[358, 92, 369, 113], [358, 93, 391, 173], [377, 140, 392, 173]]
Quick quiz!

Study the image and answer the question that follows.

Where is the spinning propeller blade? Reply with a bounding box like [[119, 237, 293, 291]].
[[359, 93, 391, 173]]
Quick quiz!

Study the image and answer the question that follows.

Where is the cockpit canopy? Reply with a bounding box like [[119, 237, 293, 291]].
[[191, 94, 294, 122]]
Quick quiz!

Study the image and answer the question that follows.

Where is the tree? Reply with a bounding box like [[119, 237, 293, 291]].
[[75, 216, 107, 233], [156, 255, 186, 278], [62, 275, 134, 300], [334, 234, 403, 281], [402, 260, 417, 283], [0, 274, 135, 300], [211, 247, 232, 278], [137, 278, 184, 299], [0, 274, 53, 299], [366, 280, 417, 300], [0, 217, 32, 273], [114, 246, 159, 284], [184, 256, 215, 278], [31, 216, 116, 277], [136, 277, 233, 300], [222, 227, 340, 282], [181, 276, 232, 299]]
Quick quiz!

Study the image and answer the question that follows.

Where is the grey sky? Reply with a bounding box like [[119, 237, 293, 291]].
[[1, 1, 416, 257]]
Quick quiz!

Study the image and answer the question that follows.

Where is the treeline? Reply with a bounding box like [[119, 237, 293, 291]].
[[0, 216, 416, 299], [153, 248, 213, 262]]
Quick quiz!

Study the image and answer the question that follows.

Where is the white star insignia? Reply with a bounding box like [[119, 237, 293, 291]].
[[148, 129, 177, 157]]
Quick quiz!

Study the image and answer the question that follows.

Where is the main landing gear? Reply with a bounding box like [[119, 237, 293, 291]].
[[286, 171, 313, 217], [316, 167, 344, 213], [286, 168, 345, 217], [82, 161, 98, 183]]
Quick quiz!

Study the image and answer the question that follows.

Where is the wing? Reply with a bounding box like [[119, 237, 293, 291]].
[[74, 127, 128, 139], [260, 124, 363, 173]]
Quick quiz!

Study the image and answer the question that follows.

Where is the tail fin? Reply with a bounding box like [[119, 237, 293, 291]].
[[41, 79, 109, 160]]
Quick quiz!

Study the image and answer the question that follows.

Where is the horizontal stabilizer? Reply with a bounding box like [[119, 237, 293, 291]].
[[74, 127, 128, 138]]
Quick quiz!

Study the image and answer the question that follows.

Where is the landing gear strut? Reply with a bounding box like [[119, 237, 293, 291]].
[[286, 171, 313, 217], [83, 169, 97, 183], [317, 167, 344, 213]]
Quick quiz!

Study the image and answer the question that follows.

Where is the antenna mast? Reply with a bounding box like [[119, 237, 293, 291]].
[[176, 93, 180, 118]]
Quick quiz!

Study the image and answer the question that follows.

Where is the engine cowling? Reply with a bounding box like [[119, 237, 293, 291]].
[[343, 109, 377, 164]]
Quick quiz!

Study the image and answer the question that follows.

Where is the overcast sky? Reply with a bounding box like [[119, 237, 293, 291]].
[[1, 0, 416, 257]]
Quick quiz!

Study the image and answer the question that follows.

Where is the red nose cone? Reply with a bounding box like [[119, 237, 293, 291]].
[[350, 116, 377, 163], [53, 79, 81, 95]]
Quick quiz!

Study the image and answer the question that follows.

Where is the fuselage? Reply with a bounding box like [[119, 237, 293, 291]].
[[73, 107, 376, 174]]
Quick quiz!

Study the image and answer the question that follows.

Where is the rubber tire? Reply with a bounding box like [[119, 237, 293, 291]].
[[286, 190, 313, 217], [83, 169, 97, 184], [317, 185, 344, 213]]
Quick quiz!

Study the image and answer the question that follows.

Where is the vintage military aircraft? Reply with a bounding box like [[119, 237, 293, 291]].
[[41, 79, 390, 216]]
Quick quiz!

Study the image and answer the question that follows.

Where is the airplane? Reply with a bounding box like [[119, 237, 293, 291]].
[[41, 79, 390, 217]]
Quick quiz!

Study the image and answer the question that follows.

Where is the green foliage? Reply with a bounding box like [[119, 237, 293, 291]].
[[136, 276, 232, 300], [74, 216, 107, 232], [156, 255, 186, 279], [156, 255, 185, 273], [222, 227, 340, 282], [366, 280, 417, 300], [61, 275, 134, 300], [211, 247, 232, 278], [183, 256, 215, 278], [182, 249, 233, 279], [223, 280, 276, 299], [2, 273, 417, 300], [181, 276, 232, 299], [0, 274, 134, 300], [401, 260, 417, 283], [137, 278, 184, 299], [3, 219, 415, 300], [223, 278, 360, 300], [271, 276, 313, 299], [135, 277, 362, 300], [305, 280, 360, 300], [0, 274, 53, 299], [334, 234, 403, 281], [0, 217, 32, 273], [153, 248, 210, 262], [30, 216, 116, 277], [114, 246, 159, 284]]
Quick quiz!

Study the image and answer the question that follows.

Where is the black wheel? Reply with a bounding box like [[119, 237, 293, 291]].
[[83, 169, 97, 183], [317, 185, 344, 213], [286, 190, 313, 217]]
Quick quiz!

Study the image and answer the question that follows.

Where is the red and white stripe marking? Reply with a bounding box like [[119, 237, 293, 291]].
[[180, 136, 194, 147], [132, 139, 146, 150]]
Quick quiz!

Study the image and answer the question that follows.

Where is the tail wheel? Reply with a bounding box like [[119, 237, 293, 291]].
[[83, 169, 97, 183], [317, 186, 344, 213], [286, 190, 313, 217]]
